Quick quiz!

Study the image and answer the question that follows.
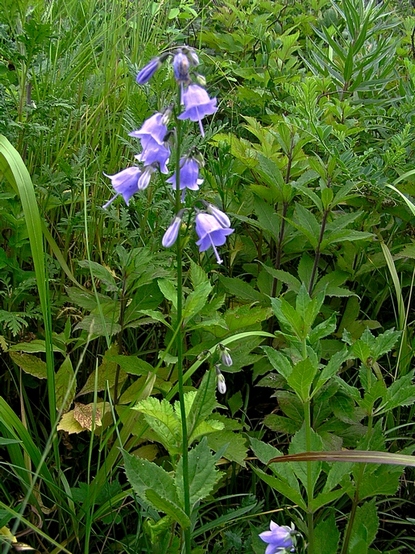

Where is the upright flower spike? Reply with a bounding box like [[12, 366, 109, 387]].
[[129, 112, 168, 147], [195, 212, 233, 265], [259, 522, 296, 554], [178, 84, 217, 137], [166, 158, 204, 191], [136, 57, 161, 85], [103, 167, 142, 208]]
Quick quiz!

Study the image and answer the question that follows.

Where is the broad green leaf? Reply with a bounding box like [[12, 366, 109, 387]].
[[123, 451, 188, 526], [145, 489, 190, 529], [78, 345, 127, 395], [190, 419, 224, 443], [134, 397, 181, 455], [55, 356, 76, 413], [157, 279, 178, 310], [358, 464, 403, 500], [271, 297, 303, 337], [176, 438, 221, 509], [314, 514, 340, 554], [9, 352, 47, 379], [74, 314, 121, 337], [250, 437, 301, 492], [260, 265, 301, 292], [290, 425, 323, 496], [310, 487, 352, 511], [287, 357, 318, 402], [189, 260, 209, 288], [262, 347, 293, 380], [106, 355, 154, 376], [253, 196, 280, 239], [323, 461, 353, 493], [263, 414, 301, 435], [183, 281, 212, 321], [349, 500, 379, 553], [371, 329, 401, 360], [291, 203, 320, 248], [207, 430, 248, 467]]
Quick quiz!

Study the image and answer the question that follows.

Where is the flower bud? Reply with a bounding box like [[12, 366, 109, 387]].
[[215, 365, 227, 394], [218, 344, 233, 367], [162, 215, 182, 248]]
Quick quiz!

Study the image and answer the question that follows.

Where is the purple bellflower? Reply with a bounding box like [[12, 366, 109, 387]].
[[166, 158, 203, 191], [103, 167, 142, 208], [195, 212, 233, 264], [259, 522, 296, 554], [136, 138, 170, 174], [173, 50, 190, 83], [136, 58, 161, 85], [206, 203, 231, 228], [178, 84, 217, 137], [129, 112, 168, 147]]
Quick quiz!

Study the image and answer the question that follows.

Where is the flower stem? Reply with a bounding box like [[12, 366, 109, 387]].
[[175, 84, 191, 553]]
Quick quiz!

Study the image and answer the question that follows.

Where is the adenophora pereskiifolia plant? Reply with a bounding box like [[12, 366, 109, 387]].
[[104, 47, 233, 553]]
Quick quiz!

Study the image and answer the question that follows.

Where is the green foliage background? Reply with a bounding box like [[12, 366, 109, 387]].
[[1, 0, 415, 552]]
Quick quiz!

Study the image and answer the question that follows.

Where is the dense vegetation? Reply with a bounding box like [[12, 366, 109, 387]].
[[1, 0, 415, 552]]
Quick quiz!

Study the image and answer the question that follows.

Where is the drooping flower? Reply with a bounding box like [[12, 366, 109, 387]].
[[166, 158, 203, 191], [206, 203, 231, 228], [103, 167, 142, 208], [173, 50, 190, 83], [259, 521, 296, 554], [136, 58, 161, 85], [162, 215, 182, 248], [136, 138, 170, 174], [195, 212, 233, 264], [178, 84, 217, 137], [129, 112, 168, 147], [215, 365, 227, 394], [218, 344, 233, 367]]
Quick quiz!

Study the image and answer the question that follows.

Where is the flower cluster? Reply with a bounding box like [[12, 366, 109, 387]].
[[259, 521, 297, 554], [104, 46, 233, 265]]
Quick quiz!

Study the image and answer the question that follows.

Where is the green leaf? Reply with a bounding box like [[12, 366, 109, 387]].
[[207, 430, 248, 467], [253, 196, 280, 239], [78, 260, 118, 292], [291, 203, 320, 248], [372, 329, 401, 360], [290, 425, 323, 495], [219, 276, 266, 303], [252, 467, 306, 509], [55, 356, 76, 413], [349, 500, 379, 553], [186, 369, 217, 441], [314, 514, 340, 554], [157, 279, 178, 310], [271, 297, 303, 337], [123, 451, 185, 517], [105, 354, 154, 376], [308, 313, 338, 344], [183, 281, 213, 321], [287, 357, 318, 402], [9, 352, 47, 379], [145, 489, 190, 529], [134, 397, 181, 455], [262, 347, 293, 380], [313, 348, 351, 395], [375, 371, 415, 415], [260, 265, 301, 293], [176, 438, 221, 509]]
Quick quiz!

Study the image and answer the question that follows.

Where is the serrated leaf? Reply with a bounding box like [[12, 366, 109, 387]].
[[375, 371, 415, 415], [105, 354, 154, 376], [313, 348, 350, 395], [289, 425, 323, 495], [9, 352, 47, 379], [177, 438, 222, 508], [145, 489, 190, 529], [349, 500, 379, 553], [271, 297, 303, 337], [219, 276, 265, 303], [78, 345, 127, 395], [207, 430, 248, 467], [123, 451, 187, 524], [252, 467, 306, 509], [253, 196, 280, 239], [262, 347, 292, 380], [74, 314, 121, 337], [309, 313, 338, 344], [55, 356, 76, 413], [314, 514, 340, 554], [78, 260, 118, 291], [287, 357, 318, 401], [135, 397, 181, 455]]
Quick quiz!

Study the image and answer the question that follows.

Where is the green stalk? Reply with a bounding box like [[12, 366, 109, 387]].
[[302, 339, 315, 553], [174, 84, 191, 553]]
